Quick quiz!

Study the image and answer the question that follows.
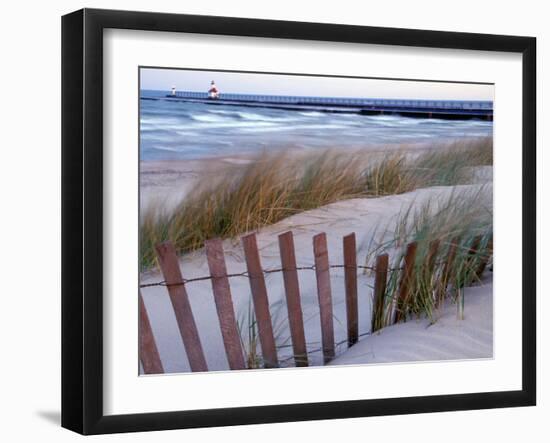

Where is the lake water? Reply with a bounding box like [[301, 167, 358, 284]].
[[140, 90, 493, 161]]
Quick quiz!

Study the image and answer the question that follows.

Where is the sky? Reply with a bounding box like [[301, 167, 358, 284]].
[[140, 67, 494, 101]]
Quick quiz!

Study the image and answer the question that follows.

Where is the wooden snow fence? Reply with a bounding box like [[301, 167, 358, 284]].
[[139, 231, 493, 374]]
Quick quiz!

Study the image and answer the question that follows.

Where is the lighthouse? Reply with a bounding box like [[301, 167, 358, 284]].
[[208, 80, 220, 99]]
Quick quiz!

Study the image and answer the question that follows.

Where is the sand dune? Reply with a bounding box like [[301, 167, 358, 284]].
[[140, 157, 250, 212], [330, 276, 492, 366], [140, 183, 493, 373]]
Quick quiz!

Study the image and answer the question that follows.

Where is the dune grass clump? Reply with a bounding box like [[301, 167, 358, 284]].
[[412, 137, 493, 186], [236, 297, 295, 369], [140, 137, 492, 269], [368, 187, 493, 332]]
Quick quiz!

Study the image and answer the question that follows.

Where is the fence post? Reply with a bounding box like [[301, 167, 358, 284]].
[[426, 239, 441, 305], [439, 236, 460, 307], [139, 291, 164, 374], [464, 235, 482, 286], [457, 287, 465, 320], [476, 235, 493, 278], [155, 242, 208, 372], [278, 231, 309, 367], [372, 253, 389, 332], [313, 233, 335, 364], [242, 233, 279, 369], [205, 238, 246, 370], [427, 239, 441, 275], [343, 233, 358, 347], [396, 241, 418, 323]]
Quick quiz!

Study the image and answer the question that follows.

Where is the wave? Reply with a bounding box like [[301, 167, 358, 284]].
[[200, 109, 296, 123], [151, 145, 181, 152], [190, 121, 278, 130], [140, 100, 493, 161], [298, 111, 325, 117], [190, 114, 228, 123], [175, 131, 201, 137], [368, 114, 401, 121], [235, 111, 293, 122], [193, 106, 324, 124], [237, 123, 349, 133]]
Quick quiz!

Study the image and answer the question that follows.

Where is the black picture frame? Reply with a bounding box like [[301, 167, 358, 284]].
[[62, 8, 536, 435]]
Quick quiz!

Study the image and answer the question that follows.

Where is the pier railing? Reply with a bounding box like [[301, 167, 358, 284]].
[[170, 90, 493, 112]]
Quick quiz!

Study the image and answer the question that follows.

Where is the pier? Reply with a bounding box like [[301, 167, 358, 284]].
[[151, 91, 493, 120]]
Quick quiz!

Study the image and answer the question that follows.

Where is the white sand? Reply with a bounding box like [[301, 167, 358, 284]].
[[329, 275, 493, 366], [140, 157, 250, 212], [140, 183, 493, 373], [139, 144, 466, 213]]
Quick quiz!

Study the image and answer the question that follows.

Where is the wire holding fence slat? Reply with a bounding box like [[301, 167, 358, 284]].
[[139, 264, 403, 289]]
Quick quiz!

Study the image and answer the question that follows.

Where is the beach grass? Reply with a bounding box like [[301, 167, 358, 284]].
[[237, 297, 291, 369], [140, 137, 492, 270], [368, 187, 493, 331]]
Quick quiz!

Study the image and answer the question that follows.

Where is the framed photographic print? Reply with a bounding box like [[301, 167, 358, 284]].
[[61, 8, 536, 435]]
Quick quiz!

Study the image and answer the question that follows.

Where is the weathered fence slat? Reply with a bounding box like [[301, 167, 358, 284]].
[[457, 287, 465, 320], [476, 235, 493, 278], [439, 236, 461, 307], [242, 233, 279, 369], [313, 233, 335, 364], [396, 241, 418, 322], [427, 239, 441, 275], [426, 239, 441, 305], [469, 235, 482, 254], [343, 233, 358, 347], [278, 231, 309, 367], [139, 291, 164, 374], [155, 242, 208, 372], [468, 235, 482, 262], [464, 235, 482, 286], [372, 253, 389, 332], [205, 238, 246, 370]]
